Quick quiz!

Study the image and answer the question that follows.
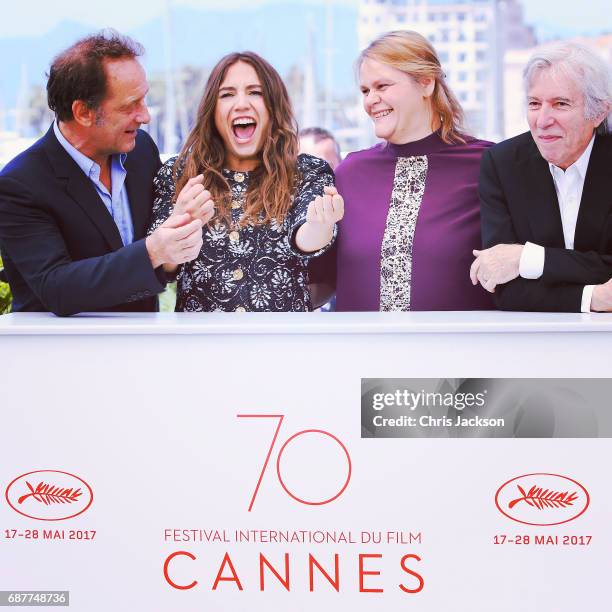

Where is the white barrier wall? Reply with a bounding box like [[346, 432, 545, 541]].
[[1, 312, 611, 611]]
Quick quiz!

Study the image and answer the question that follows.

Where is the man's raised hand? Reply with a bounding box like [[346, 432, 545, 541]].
[[146, 213, 203, 270]]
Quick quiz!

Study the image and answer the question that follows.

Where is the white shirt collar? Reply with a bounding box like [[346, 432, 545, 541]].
[[548, 133, 595, 180]]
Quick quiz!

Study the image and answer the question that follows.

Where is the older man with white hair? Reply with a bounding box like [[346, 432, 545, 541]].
[[470, 42, 612, 311]]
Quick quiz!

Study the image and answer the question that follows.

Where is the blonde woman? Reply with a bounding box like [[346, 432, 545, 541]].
[[334, 30, 493, 311]]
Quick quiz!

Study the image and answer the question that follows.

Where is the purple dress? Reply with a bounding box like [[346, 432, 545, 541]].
[[335, 131, 494, 311]]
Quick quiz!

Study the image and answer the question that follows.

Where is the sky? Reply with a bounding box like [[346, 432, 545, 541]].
[[0, 0, 610, 39], [0, 0, 353, 37]]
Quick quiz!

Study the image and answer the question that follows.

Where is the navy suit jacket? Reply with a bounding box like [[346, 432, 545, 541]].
[[479, 131, 612, 312], [0, 125, 164, 315]]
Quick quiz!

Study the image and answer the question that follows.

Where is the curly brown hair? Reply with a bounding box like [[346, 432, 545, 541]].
[[175, 52, 299, 226]]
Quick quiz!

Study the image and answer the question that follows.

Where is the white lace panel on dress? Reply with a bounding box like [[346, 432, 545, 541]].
[[379, 155, 428, 311]]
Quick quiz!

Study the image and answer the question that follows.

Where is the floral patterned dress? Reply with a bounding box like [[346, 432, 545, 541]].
[[149, 154, 335, 311]]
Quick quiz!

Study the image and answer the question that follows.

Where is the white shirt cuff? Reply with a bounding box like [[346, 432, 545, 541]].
[[519, 242, 545, 279], [582, 285, 595, 313]]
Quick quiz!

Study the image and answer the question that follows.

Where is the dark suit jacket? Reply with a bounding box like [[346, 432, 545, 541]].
[[0, 125, 165, 315], [479, 131, 612, 312]]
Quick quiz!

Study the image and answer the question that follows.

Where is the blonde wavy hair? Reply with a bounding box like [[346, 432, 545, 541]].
[[358, 30, 467, 144]]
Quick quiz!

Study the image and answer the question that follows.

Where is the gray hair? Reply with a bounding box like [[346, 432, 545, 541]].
[[523, 42, 612, 134]]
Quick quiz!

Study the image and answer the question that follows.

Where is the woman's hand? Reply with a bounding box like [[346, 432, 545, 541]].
[[306, 185, 344, 227], [296, 186, 344, 253], [174, 174, 215, 224]]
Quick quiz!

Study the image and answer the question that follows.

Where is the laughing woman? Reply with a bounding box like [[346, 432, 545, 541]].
[[149, 52, 343, 311], [335, 31, 493, 311]]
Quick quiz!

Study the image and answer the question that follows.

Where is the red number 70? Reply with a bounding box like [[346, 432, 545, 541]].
[[237, 414, 352, 512]]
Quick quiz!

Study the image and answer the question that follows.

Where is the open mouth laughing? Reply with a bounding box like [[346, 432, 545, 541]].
[[372, 109, 393, 121], [232, 116, 257, 142]]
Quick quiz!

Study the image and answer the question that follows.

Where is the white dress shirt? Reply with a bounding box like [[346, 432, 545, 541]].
[[518, 134, 596, 312]]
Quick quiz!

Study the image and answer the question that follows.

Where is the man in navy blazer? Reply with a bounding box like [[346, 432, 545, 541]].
[[470, 42, 612, 312], [0, 31, 206, 316]]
